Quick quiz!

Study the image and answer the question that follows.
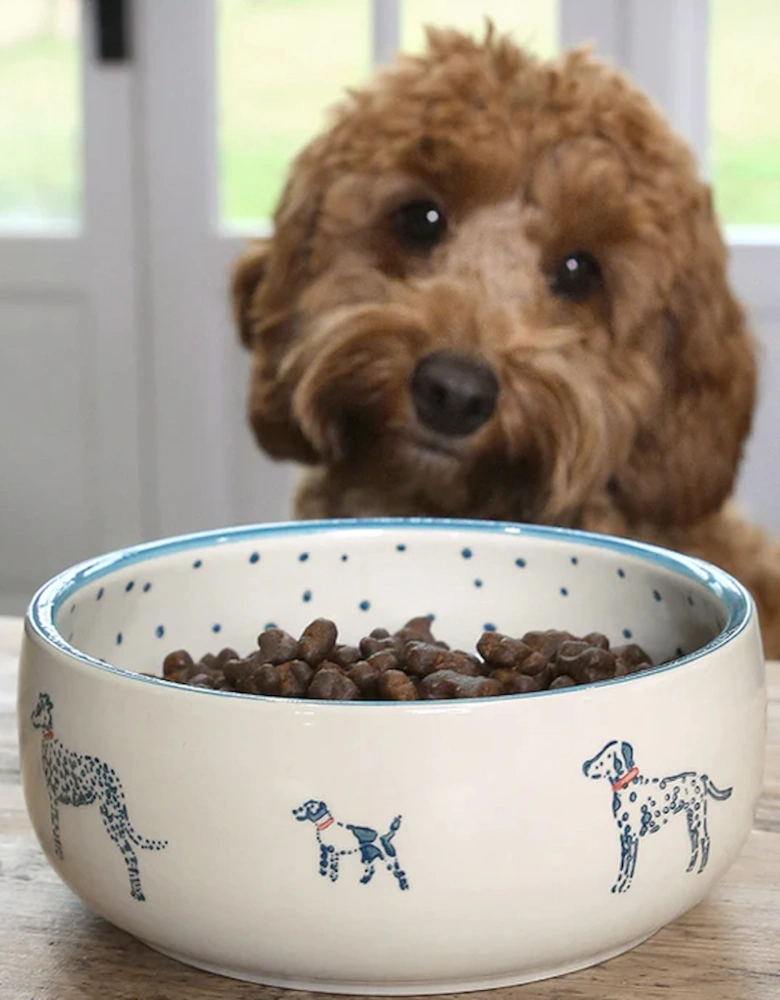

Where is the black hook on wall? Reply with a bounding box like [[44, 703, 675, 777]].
[[92, 0, 131, 63]]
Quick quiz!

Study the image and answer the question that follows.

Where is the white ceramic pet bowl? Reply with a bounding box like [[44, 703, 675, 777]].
[[18, 519, 766, 995]]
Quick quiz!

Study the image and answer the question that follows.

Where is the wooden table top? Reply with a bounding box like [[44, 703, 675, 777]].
[[2, 615, 779, 999]]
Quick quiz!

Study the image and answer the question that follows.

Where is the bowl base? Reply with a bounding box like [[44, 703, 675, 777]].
[[142, 931, 658, 996]]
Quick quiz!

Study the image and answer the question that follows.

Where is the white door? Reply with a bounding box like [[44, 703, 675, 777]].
[[0, 0, 143, 613]]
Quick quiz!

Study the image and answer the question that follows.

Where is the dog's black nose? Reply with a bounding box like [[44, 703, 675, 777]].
[[411, 351, 499, 437]]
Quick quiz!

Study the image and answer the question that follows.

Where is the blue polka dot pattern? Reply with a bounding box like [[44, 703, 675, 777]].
[[83, 539, 710, 682]]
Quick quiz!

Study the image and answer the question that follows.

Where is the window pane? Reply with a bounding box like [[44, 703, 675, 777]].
[[402, 0, 558, 59], [0, 0, 80, 231], [218, 0, 370, 229], [710, 0, 780, 225]]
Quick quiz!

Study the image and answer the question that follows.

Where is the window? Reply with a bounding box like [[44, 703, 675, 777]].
[[218, 0, 558, 229], [218, 0, 370, 227], [0, 0, 80, 231], [402, 0, 557, 57], [710, 0, 780, 225]]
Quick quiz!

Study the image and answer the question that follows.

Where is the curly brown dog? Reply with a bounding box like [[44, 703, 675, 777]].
[[232, 26, 780, 657]]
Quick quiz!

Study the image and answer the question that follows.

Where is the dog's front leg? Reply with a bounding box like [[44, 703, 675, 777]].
[[49, 797, 63, 860], [318, 842, 329, 877], [390, 858, 409, 891], [613, 829, 639, 893]]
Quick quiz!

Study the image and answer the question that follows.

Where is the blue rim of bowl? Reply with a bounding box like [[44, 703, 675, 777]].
[[25, 517, 755, 704]]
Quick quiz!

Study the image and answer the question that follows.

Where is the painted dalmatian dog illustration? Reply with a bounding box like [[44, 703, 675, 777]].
[[31, 692, 167, 901], [582, 739, 733, 893], [293, 799, 409, 890]]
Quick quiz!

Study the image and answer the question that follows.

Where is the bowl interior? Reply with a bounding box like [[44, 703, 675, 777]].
[[32, 521, 746, 685]]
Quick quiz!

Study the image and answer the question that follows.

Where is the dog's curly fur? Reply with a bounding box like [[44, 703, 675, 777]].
[[232, 26, 780, 656]]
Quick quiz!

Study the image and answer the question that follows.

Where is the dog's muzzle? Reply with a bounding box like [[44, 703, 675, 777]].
[[411, 351, 499, 437]]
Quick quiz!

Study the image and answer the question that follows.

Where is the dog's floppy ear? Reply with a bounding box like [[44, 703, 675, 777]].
[[612, 187, 757, 528], [620, 741, 634, 770], [231, 157, 324, 464], [232, 240, 272, 348]]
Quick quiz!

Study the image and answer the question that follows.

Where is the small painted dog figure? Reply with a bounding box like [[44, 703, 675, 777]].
[[293, 799, 409, 890], [31, 693, 167, 901], [583, 739, 732, 893]]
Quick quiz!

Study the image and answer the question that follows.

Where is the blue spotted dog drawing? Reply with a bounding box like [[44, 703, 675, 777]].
[[293, 799, 409, 890], [31, 693, 167, 901], [583, 740, 733, 893]]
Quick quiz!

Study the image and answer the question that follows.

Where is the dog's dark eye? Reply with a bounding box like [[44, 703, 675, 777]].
[[549, 251, 602, 302], [392, 199, 447, 250]]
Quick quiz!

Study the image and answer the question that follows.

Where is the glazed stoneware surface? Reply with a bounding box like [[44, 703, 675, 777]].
[[18, 519, 767, 995]]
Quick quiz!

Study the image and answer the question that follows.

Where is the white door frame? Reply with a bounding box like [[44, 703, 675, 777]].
[[81, 12, 145, 548], [0, 2, 143, 610], [0, 7, 145, 547]]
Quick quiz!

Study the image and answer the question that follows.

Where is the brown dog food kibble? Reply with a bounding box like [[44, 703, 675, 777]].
[[307, 664, 362, 701], [489, 668, 541, 695], [404, 642, 482, 678], [363, 648, 400, 672], [331, 644, 362, 668], [160, 619, 656, 700], [162, 649, 196, 682], [477, 631, 532, 668], [347, 660, 383, 698], [252, 660, 314, 697], [420, 670, 503, 700], [298, 618, 338, 666], [378, 669, 419, 701], [256, 628, 299, 664]]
